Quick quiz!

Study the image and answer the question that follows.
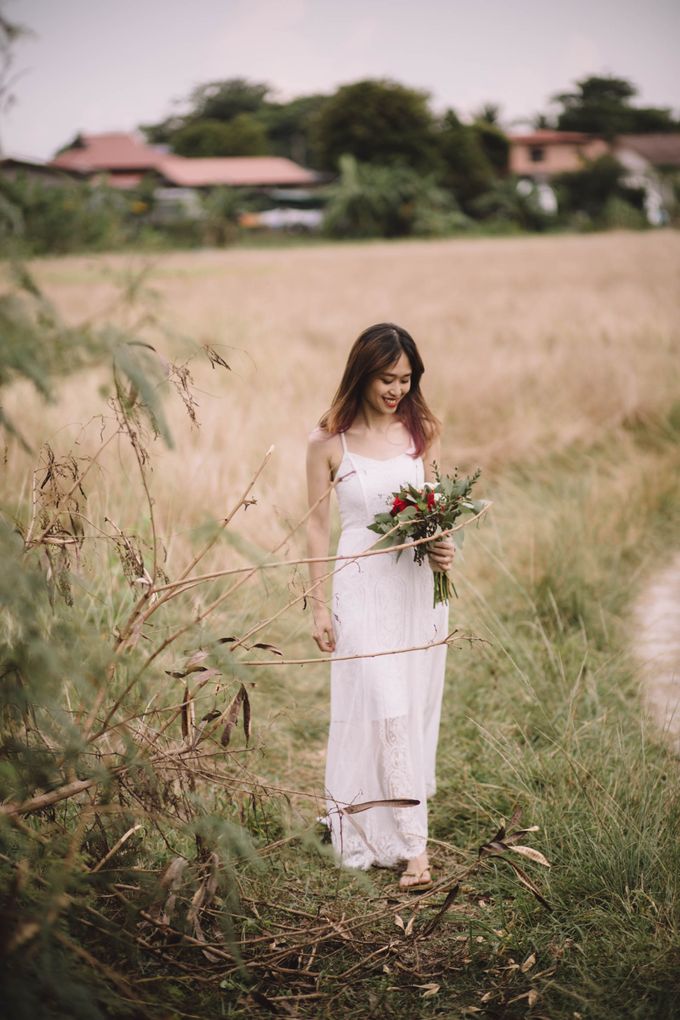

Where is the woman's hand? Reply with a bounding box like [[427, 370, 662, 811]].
[[427, 537, 455, 574], [312, 607, 336, 653]]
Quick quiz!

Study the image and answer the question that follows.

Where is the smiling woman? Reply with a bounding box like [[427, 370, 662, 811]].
[[305, 323, 456, 892]]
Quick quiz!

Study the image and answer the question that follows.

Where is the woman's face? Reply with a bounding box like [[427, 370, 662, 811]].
[[363, 351, 413, 417]]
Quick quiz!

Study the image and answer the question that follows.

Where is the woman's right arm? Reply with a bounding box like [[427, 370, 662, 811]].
[[305, 430, 336, 653]]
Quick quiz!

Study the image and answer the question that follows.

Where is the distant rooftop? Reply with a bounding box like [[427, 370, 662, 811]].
[[52, 132, 164, 171], [616, 133, 680, 168], [50, 131, 319, 188], [508, 130, 597, 145]]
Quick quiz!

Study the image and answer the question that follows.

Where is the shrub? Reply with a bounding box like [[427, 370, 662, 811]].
[[0, 173, 127, 254], [323, 155, 467, 239]]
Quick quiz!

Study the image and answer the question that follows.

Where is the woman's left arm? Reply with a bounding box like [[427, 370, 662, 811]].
[[423, 427, 455, 574]]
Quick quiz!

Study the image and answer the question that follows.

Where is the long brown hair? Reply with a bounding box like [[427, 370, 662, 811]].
[[319, 323, 440, 458]]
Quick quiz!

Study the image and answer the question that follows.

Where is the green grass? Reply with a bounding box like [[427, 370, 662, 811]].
[[209, 417, 680, 1019]]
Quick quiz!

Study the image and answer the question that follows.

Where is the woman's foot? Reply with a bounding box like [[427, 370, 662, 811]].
[[399, 852, 433, 892]]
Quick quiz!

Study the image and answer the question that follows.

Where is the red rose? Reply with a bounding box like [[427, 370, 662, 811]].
[[391, 496, 409, 516], [426, 490, 436, 509]]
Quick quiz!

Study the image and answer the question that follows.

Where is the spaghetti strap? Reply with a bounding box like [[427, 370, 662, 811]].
[[339, 431, 348, 454]]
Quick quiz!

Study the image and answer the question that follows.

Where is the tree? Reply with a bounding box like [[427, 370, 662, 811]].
[[171, 115, 267, 157], [552, 74, 677, 137], [257, 93, 328, 168], [436, 110, 496, 210], [473, 103, 501, 127], [187, 77, 271, 121], [314, 78, 440, 172], [473, 119, 509, 175], [142, 78, 272, 146]]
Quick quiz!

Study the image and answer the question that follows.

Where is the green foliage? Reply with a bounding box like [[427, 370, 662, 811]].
[[200, 185, 246, 245], [435, 110, 497, 210], [473, 118, 510, 175], [314, 78, 440, 173], [0, 261, 114, 441], [323, 154, 467, 239], [0, 174, 127, 254], [142, 77, 272, 144], [172, 114, 268, 157], [470, 177, 554, 231], [554, 154, 645, 222], [553, 74, 678, 136], [0, 256, 263, 1017], [255, 93, 328, 168], [600, 195, 647, 230]]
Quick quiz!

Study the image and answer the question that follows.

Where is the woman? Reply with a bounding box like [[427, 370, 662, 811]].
[[305, 323, 455, 891]]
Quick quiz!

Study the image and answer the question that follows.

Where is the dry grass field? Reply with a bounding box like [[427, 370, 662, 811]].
[[6, 229, 679, 527], [3, 229, 680, 1018]]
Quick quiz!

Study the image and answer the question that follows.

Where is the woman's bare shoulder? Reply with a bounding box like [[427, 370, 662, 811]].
[[307, 425, 342, 461], [307, 425, 332, 446]]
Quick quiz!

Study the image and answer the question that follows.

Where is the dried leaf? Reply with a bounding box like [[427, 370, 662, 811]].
[[500, 858, 553, 912], [242, 685, 251, 746], [502, 827, 540, 846], [156, 857, 187, 925], [190, 709, 222, 749], [341, 797, 420, 816], [252, 642, 283, 656], [479, 840, 509, 856], [218, 636, 237, 645], [528, 988, 539, 1007], [394, 914, 405, 931], [421, 883, 461, 937], [489, 822, 506, 844], [509, 845, 551, 868], [180, 685, 191, 740], [220, 685, 246, 746], [418, 983, 440, 998], [166, 664, 209, 680], [521, 952, 537, 973], [204, 345, 231, 372], [404, 915, 415, 937]]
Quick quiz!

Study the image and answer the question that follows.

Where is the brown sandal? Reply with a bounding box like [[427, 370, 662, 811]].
[[399, 868, 433, 892]]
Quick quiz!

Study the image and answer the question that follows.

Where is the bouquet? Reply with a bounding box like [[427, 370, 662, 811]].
[[367, 466, 484, 607]]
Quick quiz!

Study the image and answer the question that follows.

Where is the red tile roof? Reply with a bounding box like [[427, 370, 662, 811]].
[[53, 132, 163, 171], [509, 130, 597, 145], [51, 132, 318, 188], [158, 155, 316, 187]]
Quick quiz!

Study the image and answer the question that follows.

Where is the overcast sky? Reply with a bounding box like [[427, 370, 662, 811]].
[[3, 0, 680, 160]]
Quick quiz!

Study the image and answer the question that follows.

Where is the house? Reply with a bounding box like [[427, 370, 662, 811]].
[[51, 132, 166, 189], [0, 154, 90, 186], [613, 134, 680, 225], [51, 132, 319, 191], [508, 130, 608, 179], [509, 129, 680, 224]]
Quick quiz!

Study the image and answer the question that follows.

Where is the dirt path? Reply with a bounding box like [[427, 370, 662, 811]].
[[633, 553, 680, 754]]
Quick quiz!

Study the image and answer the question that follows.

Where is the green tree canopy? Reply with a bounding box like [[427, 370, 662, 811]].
[[256, 93, 328, 167], [552, 74, 678, 136], [314, 78, 440, 172], [171, 115, 267, 157], [436, 110, 497, 210], [142, 78, 272, 145]]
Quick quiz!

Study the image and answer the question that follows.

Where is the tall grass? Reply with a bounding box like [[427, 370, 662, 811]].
[[1, 230, 679, 1018]]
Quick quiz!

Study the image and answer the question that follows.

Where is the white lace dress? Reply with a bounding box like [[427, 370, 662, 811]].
[[325, 432, 449, 869]]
